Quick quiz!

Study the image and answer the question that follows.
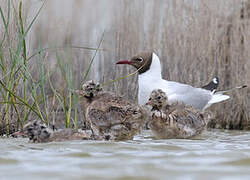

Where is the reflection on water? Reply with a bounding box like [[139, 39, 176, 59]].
[[1, 130, 250, 180]]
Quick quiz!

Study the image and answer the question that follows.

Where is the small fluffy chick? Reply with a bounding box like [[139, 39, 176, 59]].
[[76, 80, 144, 141], [146, 89, 206, 139], [14, 120, 90, 143]]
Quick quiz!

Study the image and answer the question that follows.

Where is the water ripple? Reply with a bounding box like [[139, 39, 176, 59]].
[[0, 130, 250, 180]]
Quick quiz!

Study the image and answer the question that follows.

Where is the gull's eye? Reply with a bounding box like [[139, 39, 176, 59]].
[[137, 57, 143, 62]]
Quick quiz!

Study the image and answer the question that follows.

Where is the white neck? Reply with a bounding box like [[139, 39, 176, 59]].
[[137, 53, 163, 105], [139, 53, 162, 79]]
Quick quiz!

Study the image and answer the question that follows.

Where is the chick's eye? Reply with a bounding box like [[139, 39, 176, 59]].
[[42, 130, 49, 135], [157, 96, 161, 99], [149, 98, 152, 101]]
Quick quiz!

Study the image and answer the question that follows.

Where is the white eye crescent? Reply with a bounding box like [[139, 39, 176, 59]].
[[137, 57, 144, 62]]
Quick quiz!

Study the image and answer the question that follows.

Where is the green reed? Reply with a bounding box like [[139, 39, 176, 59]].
[[0, 0, 102, 134]]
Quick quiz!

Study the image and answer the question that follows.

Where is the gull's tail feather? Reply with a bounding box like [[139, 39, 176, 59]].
[[210, 85, 247, 104], [208, 93, 230, 104], [203, 94, 230, 110], [203, 85, 247, 110]]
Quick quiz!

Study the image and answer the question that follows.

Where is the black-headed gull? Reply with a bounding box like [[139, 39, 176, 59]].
[[116, 51, 246, 110], [202, 77, 219, 92]]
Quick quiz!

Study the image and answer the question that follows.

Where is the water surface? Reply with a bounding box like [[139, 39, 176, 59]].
[[1, 130, 250, 180]]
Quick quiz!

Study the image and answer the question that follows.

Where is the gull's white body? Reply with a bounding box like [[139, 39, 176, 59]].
[[138, 53, 229, 110]]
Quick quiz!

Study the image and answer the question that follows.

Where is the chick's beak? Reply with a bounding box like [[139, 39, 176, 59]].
[[75, 90, 86, 97], [146, 101, 152, 106], [12, 130, 26, 137]]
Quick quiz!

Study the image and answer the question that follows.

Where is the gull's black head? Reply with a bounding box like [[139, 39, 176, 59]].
[[116, 51, 153, 74]]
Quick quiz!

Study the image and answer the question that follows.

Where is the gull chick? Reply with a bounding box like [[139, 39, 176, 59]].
[[76, 80, 144, 141], [13, 120, 90, 143], [146, 89, 206, 139]]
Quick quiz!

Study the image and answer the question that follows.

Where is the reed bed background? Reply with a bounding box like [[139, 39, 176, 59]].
[[0, 0, 249, 135]]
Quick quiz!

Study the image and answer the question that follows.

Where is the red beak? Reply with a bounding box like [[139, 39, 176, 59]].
[[116, 60, 132, 65]]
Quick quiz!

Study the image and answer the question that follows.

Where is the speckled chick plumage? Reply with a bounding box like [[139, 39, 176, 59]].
[[147, 89, 206, 139], [77, 80, 144, 141], [21, 120, 90, 143]]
